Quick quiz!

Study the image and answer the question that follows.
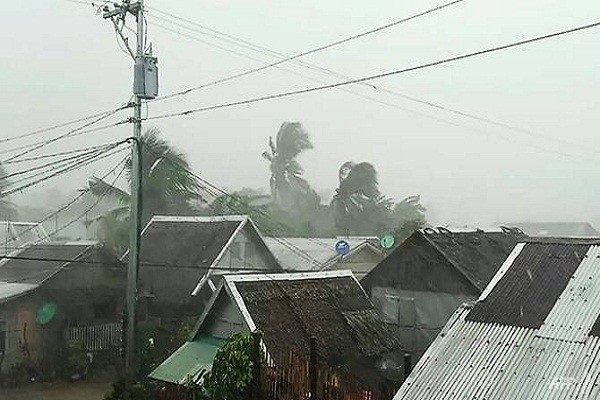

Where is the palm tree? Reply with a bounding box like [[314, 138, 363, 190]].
[[0, 162, 18, 220], [262, 122, 318, 208], [392, 195, 427, 240], [331, 161, 391, 236], [86, 128, 201, 253]]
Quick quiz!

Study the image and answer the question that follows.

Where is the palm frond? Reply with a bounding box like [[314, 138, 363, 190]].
[[275, 122, 313, 161], [339, 162, 379, 199]]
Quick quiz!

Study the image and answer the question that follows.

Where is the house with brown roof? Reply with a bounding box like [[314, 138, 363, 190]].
[[150, 270, 405, 390], [0, 242, 125, 374], [135, 215, 281, 323], [360, 227, 526, 361], [395, 238, 600, 399]]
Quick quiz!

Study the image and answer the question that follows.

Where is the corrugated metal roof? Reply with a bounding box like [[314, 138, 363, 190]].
[[149, 336, 223, 384], [507, 222, 600, 238], [264, 237, 375, 271], [420, 228, 526, 291], [395, 242, 600, 400], [467, 242, 591, 328], [0, 243, 93, 284]]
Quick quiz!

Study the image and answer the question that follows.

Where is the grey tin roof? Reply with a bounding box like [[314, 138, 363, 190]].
[[264, 237, 376, 271], [395, 239, 600, 400]]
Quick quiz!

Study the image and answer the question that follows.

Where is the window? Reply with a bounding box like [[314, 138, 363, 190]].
[[382, 295, 400, 323], [381, 295, 416, 326], [398, 297, 416, 327]]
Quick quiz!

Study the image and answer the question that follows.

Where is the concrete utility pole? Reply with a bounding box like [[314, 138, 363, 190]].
[[102, 0, 158, 385]]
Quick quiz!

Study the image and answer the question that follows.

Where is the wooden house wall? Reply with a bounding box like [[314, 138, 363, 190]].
[[361, 234, 480, 360], [196, 293, 247, 339]]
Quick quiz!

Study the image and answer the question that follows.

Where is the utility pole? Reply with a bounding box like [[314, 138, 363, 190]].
[[102, 0, 158, 387]]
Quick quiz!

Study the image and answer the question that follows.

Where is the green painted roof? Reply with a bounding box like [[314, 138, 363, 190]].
[[149, 336, 223, 385]]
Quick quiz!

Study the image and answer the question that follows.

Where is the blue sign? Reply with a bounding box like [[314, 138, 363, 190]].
[[335, 240, 351, 256]]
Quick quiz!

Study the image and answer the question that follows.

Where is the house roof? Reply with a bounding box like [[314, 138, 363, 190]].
[[148, 336, 224, 385], [394, 239, 600, 400], [0, 243, 94, 285], [137, 215, 247, 269], [504, 222, 600, 237], [0, 241, 111, 303], [0, 282, 37, 303], [0, 221, 50, 256], [417, 227, 526, 291], [213, 271, 402, 383], [264, 237, 378, 271]]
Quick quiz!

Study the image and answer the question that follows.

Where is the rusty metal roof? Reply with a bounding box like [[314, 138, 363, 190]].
[[395, 240, 600, 400]]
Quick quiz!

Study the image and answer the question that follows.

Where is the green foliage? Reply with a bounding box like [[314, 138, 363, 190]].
[[171, 317, 198, 351], [66, 340, 88, 377], [262, 122, 320, 209], [331, 161, 393, 236], [103, 379, 157, 400], [392, 195, 427, 241], [85, 128, 201, 252], [202, 331, 262, 400]]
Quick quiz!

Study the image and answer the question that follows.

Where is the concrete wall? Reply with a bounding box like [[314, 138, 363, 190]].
[[0, 249, 125, 373], [0, 294, 40, 373]]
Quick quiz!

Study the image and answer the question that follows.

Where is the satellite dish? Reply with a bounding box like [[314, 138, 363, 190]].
[[380, 235, 395, 249], [36, 302, 58, 325], [335, 240, 351, 256]]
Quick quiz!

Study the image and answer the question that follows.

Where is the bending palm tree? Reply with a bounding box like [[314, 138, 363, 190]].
[[331, 161, 391, 235], [86, 128, 200, 253], [262, 122, 318, 208]]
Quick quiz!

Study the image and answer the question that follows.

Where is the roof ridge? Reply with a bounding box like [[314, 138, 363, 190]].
[[418, 231, 483, 291], [224, 270, 355, 283]]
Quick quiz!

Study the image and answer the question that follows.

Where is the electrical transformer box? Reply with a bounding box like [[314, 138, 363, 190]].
[[133, 56, 159, 99]]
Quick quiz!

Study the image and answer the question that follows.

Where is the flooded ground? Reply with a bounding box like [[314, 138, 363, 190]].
[[1, 380, 111, 400]]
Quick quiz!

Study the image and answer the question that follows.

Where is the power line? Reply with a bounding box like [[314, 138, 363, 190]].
[[41, 156, 130, 241], [146, 148, 333, 267], [145, 21, 600, 121], [3, 143, 126, 190], [2, 146, 132, 244], [0, 102, 132, 145], [0, 253, 301, 276], [0, 121, 128, 157], [150, 0, 465, 102], [1, 143, 129, 199], [5, 103, 130, 163], [2, 144, 119, 165], [1, 147, 118, 182], [146, 15, 599, 160]]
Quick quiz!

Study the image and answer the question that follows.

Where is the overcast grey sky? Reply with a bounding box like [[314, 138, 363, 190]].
[[1, 0, 599, 226]]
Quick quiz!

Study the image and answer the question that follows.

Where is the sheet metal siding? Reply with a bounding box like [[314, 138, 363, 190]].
[[395, 313, 600, 399], [538, 245, 600, 342]]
